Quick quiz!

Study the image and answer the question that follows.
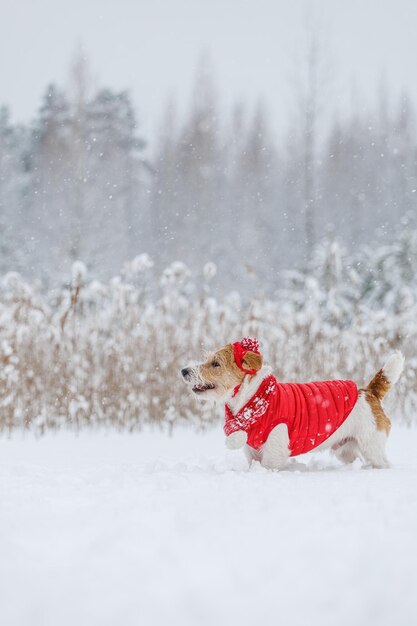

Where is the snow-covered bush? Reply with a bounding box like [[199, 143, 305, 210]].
[[1, 234, 417, 434]]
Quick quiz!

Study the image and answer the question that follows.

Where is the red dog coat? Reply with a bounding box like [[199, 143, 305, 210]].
[[224, 375, 358, 456]]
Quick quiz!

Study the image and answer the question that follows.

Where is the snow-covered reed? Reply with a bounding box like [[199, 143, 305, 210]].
[[0, 243, 416, 432]]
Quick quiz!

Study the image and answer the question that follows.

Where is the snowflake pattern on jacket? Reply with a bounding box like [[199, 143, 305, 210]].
[[224, 375, 358, 455]]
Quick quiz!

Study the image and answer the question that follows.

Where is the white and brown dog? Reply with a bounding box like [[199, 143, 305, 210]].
[[181, 338, 404, 470]]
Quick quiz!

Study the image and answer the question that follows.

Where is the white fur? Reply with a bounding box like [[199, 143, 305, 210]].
[[382, 351, 404, 386], [231, 354, 404, 471], [315, 393, 390, 468], [243, 393, 389, 470], [226, 366, 272, 413], [332, 439, 359, 464], [226, 430, 247, 449], [258, 424, 290, 470]]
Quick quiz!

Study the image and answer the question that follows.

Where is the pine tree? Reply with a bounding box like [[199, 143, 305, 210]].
[[175, 55, 223, 265], [235, 101, 279, 285], [0, 107, 28, 272], [84, 88, 146, 274], [289, 29, 332, 264], [151, 96, 180, 267], [29, 84, 72, 284]]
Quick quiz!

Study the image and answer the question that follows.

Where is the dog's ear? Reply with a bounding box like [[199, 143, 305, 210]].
[[242, 351, 263, 372]]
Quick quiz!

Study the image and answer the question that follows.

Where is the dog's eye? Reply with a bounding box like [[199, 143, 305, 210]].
[[212, 361, 221, 368]]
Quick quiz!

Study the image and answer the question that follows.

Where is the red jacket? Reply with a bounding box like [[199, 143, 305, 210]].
[[224, 375, 358, 456]]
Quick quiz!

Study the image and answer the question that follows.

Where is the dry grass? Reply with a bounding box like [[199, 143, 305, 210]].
[[0, 262, 414, 433]]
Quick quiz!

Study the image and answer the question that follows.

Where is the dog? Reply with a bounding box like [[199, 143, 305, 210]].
[[181, 337, 404, 470]]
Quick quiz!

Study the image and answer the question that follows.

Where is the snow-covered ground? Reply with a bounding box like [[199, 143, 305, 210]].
[[1, 425, 416, 626]]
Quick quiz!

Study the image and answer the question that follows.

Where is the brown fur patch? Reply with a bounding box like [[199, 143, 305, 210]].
[[198, 345, 262, 396], [242, 351, 263, 373], [360, 387, 392, 435], [363, 368, 392, 434], [367, 369, 391, 400], [199, 345, 246, 394]]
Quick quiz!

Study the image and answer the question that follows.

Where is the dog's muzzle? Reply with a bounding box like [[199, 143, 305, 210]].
[[181, 367, 215, 393]]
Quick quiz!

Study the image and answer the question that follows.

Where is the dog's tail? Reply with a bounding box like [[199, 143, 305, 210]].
[[366, 352, 405, 400]]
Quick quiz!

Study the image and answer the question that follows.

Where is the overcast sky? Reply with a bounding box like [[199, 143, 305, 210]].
[[1, 0, 416, 139]]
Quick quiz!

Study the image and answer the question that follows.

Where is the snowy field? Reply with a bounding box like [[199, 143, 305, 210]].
[[1, 425, 417, 626]]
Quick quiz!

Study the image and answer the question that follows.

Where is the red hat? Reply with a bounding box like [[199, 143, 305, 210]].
[[232, 337, 261, 375]]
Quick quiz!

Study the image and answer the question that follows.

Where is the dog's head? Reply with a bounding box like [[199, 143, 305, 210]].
[[181, 338, 263, 401]]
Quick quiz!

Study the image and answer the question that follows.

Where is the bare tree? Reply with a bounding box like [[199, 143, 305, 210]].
[[289, 24, 332, 262], [67, 47, 94, 261]]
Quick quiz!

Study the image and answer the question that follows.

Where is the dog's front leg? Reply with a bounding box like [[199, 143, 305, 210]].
[[261, 424, 290, 470], [244, 445, 261, 466], [225, 430, 247, 450]]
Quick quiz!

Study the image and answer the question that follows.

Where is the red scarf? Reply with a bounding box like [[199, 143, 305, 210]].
[[224, 375, 358, 456]]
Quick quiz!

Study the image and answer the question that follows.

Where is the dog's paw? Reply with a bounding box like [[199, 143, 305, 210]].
[[226, 430, 248, 450]]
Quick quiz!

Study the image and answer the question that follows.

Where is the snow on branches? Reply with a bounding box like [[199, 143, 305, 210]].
[[0, 242, 416, 433]]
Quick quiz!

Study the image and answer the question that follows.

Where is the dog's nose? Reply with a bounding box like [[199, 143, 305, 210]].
[[181, 367, 190, 380]]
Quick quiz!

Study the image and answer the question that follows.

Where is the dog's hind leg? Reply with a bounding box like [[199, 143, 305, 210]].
[[355, 352, 404, 469], [357, 431, 390, 469], [261, 424, 290, 470], [332, 438, 360, 464]]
